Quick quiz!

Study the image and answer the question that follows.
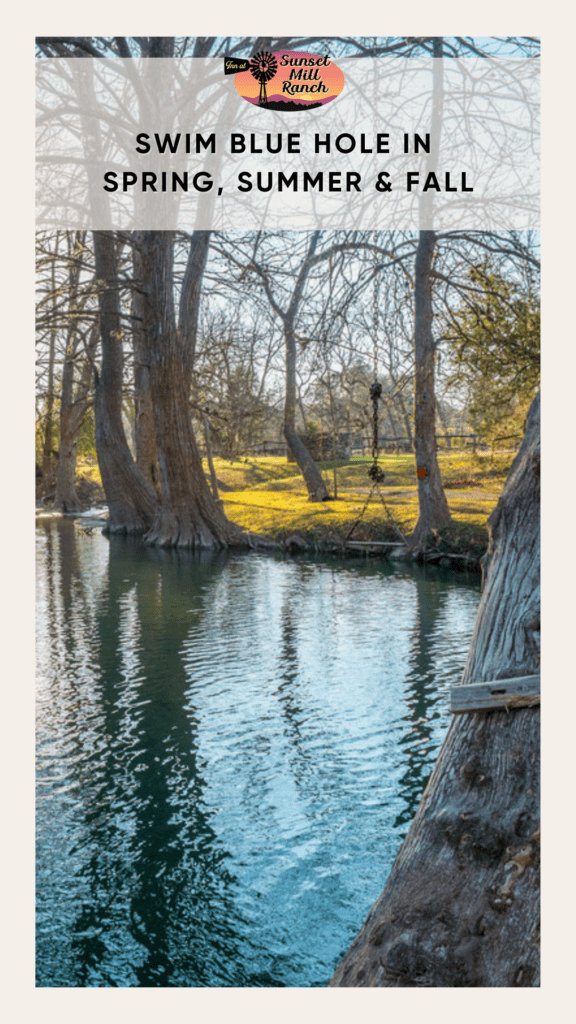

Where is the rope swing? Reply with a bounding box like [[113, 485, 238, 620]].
[[368, 380, 385, 484], [345, 235, 407, 546], [368, 233, 385, 483]]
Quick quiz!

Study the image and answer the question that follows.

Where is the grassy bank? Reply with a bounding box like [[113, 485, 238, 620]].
[[74, 449, 513, 555], [209, 451, 510, 549]]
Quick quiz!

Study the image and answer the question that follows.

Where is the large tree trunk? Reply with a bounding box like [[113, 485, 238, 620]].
[[411, 40, 451, 544], [329, 392, 540, 987], [411, 230, 452, 543], [142, 231, 241, 548], [93, 231, 160, 533], [132, 233, 161, 496], [40, 246, 58, 493]]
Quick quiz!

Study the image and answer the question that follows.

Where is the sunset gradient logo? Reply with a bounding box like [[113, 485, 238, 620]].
[[234, 50, 345, 112]]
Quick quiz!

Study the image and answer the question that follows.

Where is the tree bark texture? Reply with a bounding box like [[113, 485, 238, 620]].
[[53, 234, 93, 511], [40, 249, 58, 491], [284, 325, 329, 502], [411, 230, 452, 543], [329, 392, 540, 987], [92, 231, 160, 533], [132, 234, 161, 495], [142, 231, 241, 548]]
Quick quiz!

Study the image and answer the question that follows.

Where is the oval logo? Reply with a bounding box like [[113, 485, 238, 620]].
[[234, 50, 345, 112]]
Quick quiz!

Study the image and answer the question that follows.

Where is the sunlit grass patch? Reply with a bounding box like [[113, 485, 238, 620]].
[[221, 475, 504, 542], [212, 451, 509, 541], [76, 450, 507, 538], [221, 488, 413, 540], [204, 456, 303, 491], [203, 450, 514, 497], [446, 487, 505, 524], [76, 457, 102, 488], [222, 486, 411, 540]]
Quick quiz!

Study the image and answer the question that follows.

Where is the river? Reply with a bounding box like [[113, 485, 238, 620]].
[[36, 518, 481, 987]]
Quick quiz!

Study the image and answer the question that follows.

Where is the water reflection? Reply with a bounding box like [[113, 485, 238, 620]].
[[36, 520, 480, 987], [393, 575, 450, 831]]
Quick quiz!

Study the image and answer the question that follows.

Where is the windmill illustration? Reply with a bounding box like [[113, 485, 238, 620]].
[[248, 51, 278, 107]]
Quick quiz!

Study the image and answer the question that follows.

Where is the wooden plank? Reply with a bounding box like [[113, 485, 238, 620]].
[[451, 674, 540, 714]]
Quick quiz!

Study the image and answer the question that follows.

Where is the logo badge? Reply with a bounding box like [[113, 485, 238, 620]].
[[233, 50, 345, 112], [223, 57, 249, 75]]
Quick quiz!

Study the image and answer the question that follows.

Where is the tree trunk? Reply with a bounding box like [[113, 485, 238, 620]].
[[284, 326, 328, 501], [327, 374, 339, 499], [281, 231, 328, 501], [41, 248, 58, 492], [71, 59, 159, 532], [382, 395, 400, 440], [411, 230, 452, 543], [411, 40, 451, 543], [53, 332, 95, 512], [93, 231, 160, 533], [142, 231, 241, 548], [132, 233, 161, 495], [53, 422, 81, 511], [145, 357, 235, 547], [329, 392, 540, 988]]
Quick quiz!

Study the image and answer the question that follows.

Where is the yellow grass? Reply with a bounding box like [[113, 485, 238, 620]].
[[75, 450, 511, 542], [221, 481, 505, 539], [222, 489, 402, 537], [207, 451, 510, 540], [207, 450, 511, 492], [76, 458, 102, 487]]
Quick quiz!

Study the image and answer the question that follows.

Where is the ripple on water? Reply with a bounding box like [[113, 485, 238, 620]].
[[36, 526, 480, 987]]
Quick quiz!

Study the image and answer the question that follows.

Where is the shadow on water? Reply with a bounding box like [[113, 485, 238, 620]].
[[36, 521, 480, 987]]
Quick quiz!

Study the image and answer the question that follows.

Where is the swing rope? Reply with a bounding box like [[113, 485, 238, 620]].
[[345, 234, 408, 546], [345, 382, 406, 544]]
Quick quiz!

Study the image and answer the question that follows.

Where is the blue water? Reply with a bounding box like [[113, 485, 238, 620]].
[[36, 519, 481, 987]]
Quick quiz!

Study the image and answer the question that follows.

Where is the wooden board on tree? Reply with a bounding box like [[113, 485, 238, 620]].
[[451, 675, 540, 714]]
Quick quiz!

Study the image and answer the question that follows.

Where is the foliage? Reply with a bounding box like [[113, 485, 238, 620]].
[[77, 407, 97, 459], [36, 401, 97, 462], [444, 264, 540, 441], [35, 414, 58, 463]]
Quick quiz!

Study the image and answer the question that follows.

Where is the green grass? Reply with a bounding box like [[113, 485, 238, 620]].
[[210, 450, 513, 544], [74, 450, 513, 547], [222, 489, 407, 540], [208, 450, 512, 493]]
